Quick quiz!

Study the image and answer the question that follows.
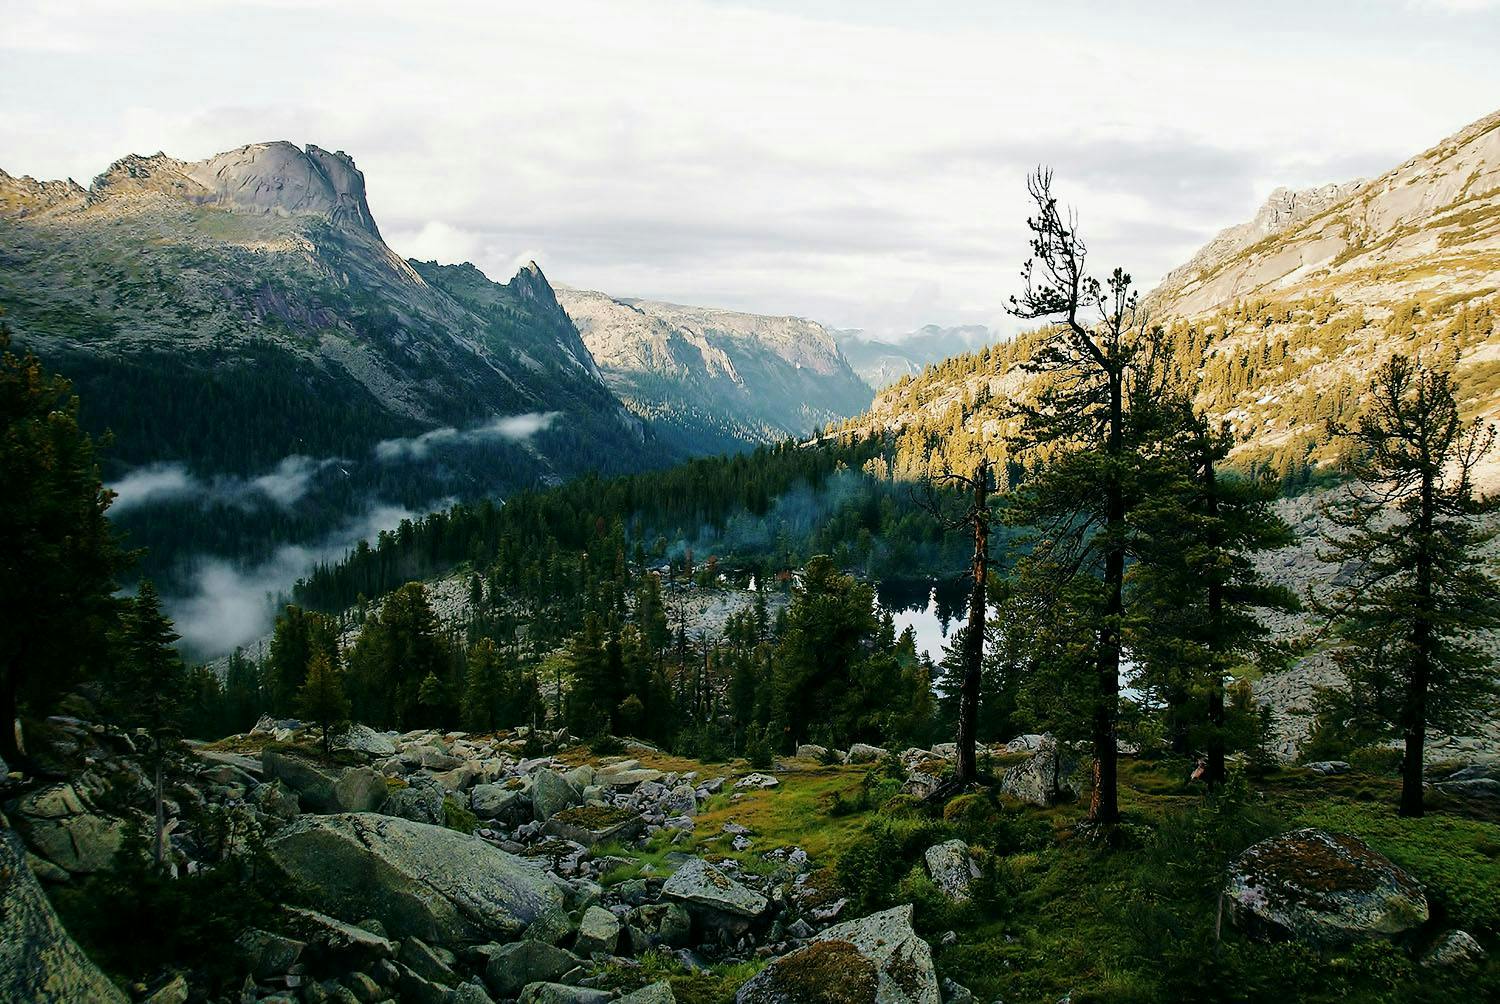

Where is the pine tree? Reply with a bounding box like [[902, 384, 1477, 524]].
[[298, 650, 350, 756], [461, 638, 504, 732], [1004, 169, 1177, 824], [1129, 408, 1295, 784], [1316, 356, 1500, 816], [0, 323, 129, 765]]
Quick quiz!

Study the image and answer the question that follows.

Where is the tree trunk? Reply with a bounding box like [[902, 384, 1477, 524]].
[[1401, 470, 1436, 818], [1203, 440, 1227, 788], [0, 672, 20, 767], [957, 461, 990, 784], [1091, 375, 1124, 824], [153, 749, 166, 870]]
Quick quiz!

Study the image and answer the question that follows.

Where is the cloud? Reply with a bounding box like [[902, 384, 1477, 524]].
[[109, 455, 339, 513], [5, 1, 1500, 336], [374, 412, 560, 462], [111, 462, 198, 512], [166, 502, 421, 658]]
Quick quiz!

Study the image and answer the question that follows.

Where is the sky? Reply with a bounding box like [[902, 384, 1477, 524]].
[[3, 0, 1500, 337]]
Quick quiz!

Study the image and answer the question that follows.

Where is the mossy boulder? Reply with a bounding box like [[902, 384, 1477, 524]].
[[544, 805, 641, 846], [1224, 827, 1428, 947], [267, 813, 563, 945], [736, 904, 938, 1004]]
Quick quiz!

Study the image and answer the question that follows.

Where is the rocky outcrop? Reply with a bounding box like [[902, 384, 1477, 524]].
[[1224, 828, 1428, 946], [267, 813, 563, 944], [0, 827, 127, 1002], [736, 905, 940, 1004], [999, 736, 1080, 807]]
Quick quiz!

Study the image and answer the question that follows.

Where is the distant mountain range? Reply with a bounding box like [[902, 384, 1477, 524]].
[[834, 325, 997, 388], [557, 288, 873, 452]]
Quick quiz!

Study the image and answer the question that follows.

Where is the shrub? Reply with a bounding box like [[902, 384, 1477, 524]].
[[1348, 745, 1403, 776]]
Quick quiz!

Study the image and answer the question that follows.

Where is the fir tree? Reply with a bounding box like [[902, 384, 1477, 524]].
[[0, 323, 129, 765], [298, 649, 350, 756], [115, 580, 186, 869]]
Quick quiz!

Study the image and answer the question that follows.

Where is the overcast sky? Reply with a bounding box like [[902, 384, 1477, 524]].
[[4, 0, 1499, 337]]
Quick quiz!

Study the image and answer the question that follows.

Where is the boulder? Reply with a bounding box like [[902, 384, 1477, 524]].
[[619, 983, 676, 1004], [796, 744, 830, 760], [267, 813, 563, 945], [531, 768, 583, 821], [519, 984, 613, 1004], [922, 840, 979, 903], [1224, 828, 1428, 946], [999, 736, 1080, 807], [1304, 761, 1351, 776], [334, 768, 388, 813], [575, 904, 623, 956], [471, 783, 527, 820], [545, 805, 643, 846], [23, 812, 124, 873], [282, 907, 395, 968], [382, 776, 446, 825], [0, 828, 127, 1002], [333, 725, 398, 758], [736, 904, 939, 1004], [1421, 929, 1486, 968], [478, 941, 581, 998], [453, 981, 498, 1004], [734, 773, 780, 790], [662, 858, 768, 919], [846, 744, 888, 764], [599, 767, 666, 789], [237, 928, 306, 979], [263, 750, 386, 814]]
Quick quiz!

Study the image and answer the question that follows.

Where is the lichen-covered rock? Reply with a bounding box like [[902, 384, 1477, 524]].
[[382, 776, 446, 825], [1224, 828, 1428, 946], [477, 940, 581, 998], [1421, 929, 1486, 968], [544, 805, 642, 846], [575, 904, 623, 956], [263, 750, 385, 814], [619, 982, 676, 1004], [846, 743, 888, 764], [267, 813, 563, 945], [736, 905, 939, 1004], [519, 983, 613, 1004], [998, 736, 1080, 807], [282, 906, 395, 968], [22, 811, 124, 873], [922, 840, 979, 903], [471, 783, 526, 820], [333, 725, 398, 759], [662, 858, 768, 918], [531, 768, 583, 821], [0, 827, 127, 1002]]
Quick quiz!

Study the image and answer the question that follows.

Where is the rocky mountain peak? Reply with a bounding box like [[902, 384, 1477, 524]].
[[1153, 178, 1367, 302], [184, 141, 382, 236]]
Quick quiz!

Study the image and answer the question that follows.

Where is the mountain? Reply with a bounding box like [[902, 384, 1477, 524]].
[[0, 141, 654, 588], [835, 324, 997, 388], [845, 108, 1500, 483], [556, 287, 873, 452]]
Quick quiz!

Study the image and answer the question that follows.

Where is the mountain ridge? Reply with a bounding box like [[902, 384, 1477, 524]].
[[557, 286, 873, 452]]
